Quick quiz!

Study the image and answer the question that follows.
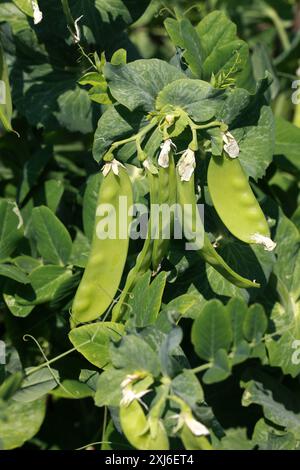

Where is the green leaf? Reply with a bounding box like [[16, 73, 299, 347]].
[[110, 335, 161, 376], [203, 349, 231, 384], [83, 172, 103, 242], [165, 18, 203, 77], [13, 369, 59, 403], [191, 300, 233, 361], [156, 79, 224, 123], [51, 380, 94, 399], [162, 293, 205, 320], [69, 322, 125, 370], [18, 147, 53, 204], [171, 369, 204, 408], [42, 180, 64, 213], [31, 206, 72, 265], [0, 199, 24, 260], [275, 117, 300, 169], [14, 63, 95, 134], [12, 0, 34, 17], [67, 0, 151, 46], [219, 428, 253, 450], [94, 369, 125, 407], [274, 210, 299, 294], [3, 265, 73, 311], [13, 256, 41, 274], [227, 297, 248, 347], [0, 264, 28, 284], [129, 271, 167, 327], [243, 304, 267, 343], [69, 230, 90, 268], [0, 372, 23, 401], [233, 105, 275, 181], [266, 300, 300, 378], [93, 105, 145, 163], [0, 398, 46, 449], [104, 59, 185, 112], [252, 418, 298, 450], [166, 12, 254, 91], [195, 11, 254, 90], [251, 43, 280, 101], [79, 370, 99, 393], [241, 373, 300, 438]]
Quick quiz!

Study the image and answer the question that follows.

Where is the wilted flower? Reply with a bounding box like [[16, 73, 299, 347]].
[[223, 131, 239, 158], [31, 0, 43, 24], [120, 388, 150, 407], [158, 139, 175, 168], [177, 148, 196, 182], [173, 410, 210, 436], [251, 233, 276, 251], [102, 159, 125, 177]]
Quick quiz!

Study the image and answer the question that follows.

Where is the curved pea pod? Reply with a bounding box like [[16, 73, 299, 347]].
[[120, 400, 169, 450], [176, 169, 204, 251], [207, 154, 274, 249], [176, 166, 259, 289], [152, 153, 177, 271], [72, 166, 133, 325], [112, 170, 157, 321], [180, 424, 213, 450], [199, 234, 259, 289]]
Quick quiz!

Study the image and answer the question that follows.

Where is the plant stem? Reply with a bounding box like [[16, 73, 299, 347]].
[[192, 120, 227, 131], [61, 0, 76, 35], [191, 363, 211, 374], [264, 5, 290, 51], [110, 120, 157, 151]]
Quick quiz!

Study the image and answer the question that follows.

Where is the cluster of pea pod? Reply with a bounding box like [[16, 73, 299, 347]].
[[71, 117, 276, 326]]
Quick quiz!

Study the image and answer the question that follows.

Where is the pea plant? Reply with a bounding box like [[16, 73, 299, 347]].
[[0, 0, 300, 451]]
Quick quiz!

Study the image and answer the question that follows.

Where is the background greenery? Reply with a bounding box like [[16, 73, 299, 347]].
[[0, 0, 299, 450]]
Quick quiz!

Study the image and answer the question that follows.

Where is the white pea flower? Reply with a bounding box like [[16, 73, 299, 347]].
[[120, 387, 150, 407], [158, 139, 175, 168], [177, 148, 196, 182], [173, 411, 210, 436], [296, 66, 300, 78], [102, 159, 125, 177], [31, 0, 43, 24], [223, 131, 240, 158], [251, 233, 276, 251]]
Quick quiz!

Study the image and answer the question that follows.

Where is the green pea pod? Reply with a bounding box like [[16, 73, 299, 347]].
[[0, 42, 13, 132], [180, 424, 213, 450], [176, 169, 204, 251], [294, 94, 300, 127], [112, 170, 157, 321], [72, 166, 133, 325], [120, 400, 169, 450], [199, 234, 259, 288], [152, 153, 177, 271], [176, 168, 259, 289], [207, 154, 270, 244]]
